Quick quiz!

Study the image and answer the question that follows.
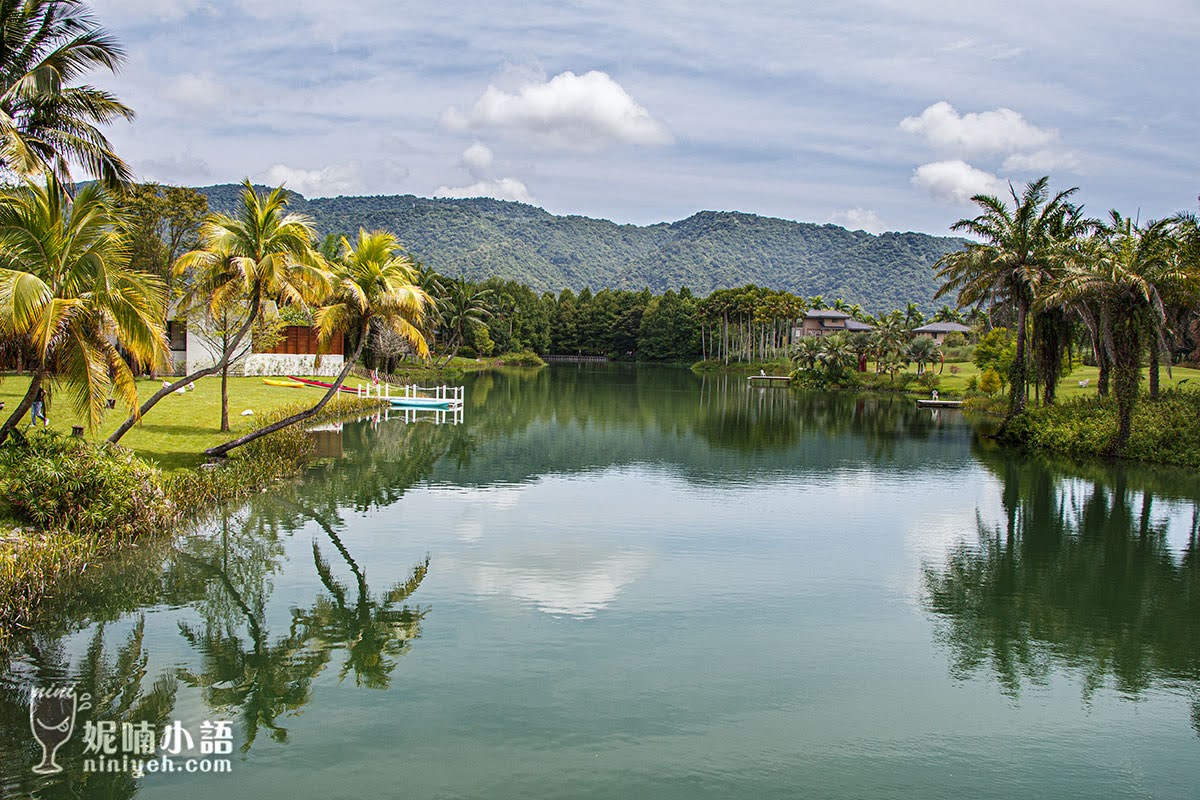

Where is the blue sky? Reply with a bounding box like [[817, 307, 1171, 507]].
[[88, 0, 1199, 235]]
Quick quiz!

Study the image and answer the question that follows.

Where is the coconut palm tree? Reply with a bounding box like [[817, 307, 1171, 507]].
[[203, 229, 430, 457], [438, 278, 492, 365], [1046, 213, 1186, 453], [935, 177, 1081, 423], [107, 181, 328, 444], [908, 335, 940, 375], [815, 333, 855, 381], [0, 0, 135, 186], [791, 336, 820, 371], [0, 174, 166, 443]]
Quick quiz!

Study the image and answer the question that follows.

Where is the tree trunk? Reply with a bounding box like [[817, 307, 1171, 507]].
[[204, 324, 369, 458], [108, 289, 261, 444], [0, 370, 45, 445], [1005, 298, 1030, 423], [1148, 342, 1160, 399], [220, 360, 230, 432], [1110, 318, 1141, 456]]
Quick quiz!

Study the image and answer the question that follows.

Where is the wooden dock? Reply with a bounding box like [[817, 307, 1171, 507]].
[[916, 399, 963, 408], [747, 375, 792, 385]]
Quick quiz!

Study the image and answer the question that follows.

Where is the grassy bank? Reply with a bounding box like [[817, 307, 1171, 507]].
[[0, 394, 384, 642], [1001, 389, 1200, 469], [0, 373, 395, 470]]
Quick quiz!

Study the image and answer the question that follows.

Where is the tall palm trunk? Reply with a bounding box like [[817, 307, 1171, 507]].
[[1148, 341, 1160, 399], [220, 360, 231, 432], [1005, 298, 1030, 422], [1109, 314, 1142, 455], [204, 322, 369, 458], [0, 370, 46, 444]]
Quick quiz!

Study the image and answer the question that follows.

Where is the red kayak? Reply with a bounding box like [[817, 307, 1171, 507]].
[[287, 376, 361, 394]]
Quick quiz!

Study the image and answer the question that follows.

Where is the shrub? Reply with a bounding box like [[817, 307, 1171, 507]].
[[0, 431, 172, 540], [978, 368, 1003, 396], [499, 350, 547, 367], [917, 372, 941, 390], [942, 332, 968, 349]]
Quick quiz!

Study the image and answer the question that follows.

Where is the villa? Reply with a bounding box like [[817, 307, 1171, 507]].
[[793, 309, 875, 337], [165, 319, 345, 377], [912, 321, 972, 344]]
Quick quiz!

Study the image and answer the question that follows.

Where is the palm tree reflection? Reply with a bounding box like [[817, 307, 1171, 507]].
[[924, 455, 1200, 732], [175, 506, 429, 749]]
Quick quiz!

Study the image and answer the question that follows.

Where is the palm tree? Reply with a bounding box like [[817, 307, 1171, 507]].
[[438, 278, 492, 365], [847, 330, 873, 372], [791, 336, 820, 371], [1046, 213, 1186, 453], [815, 333, 855, 381], [203, 229, 430, 457], [935, 177, 1081, 423], [0, 174, 166, 443], [107, 181, 328, 444], [903, 301, 925, 329], [0, 0, 135, 186], [908, 335, 939, 375]]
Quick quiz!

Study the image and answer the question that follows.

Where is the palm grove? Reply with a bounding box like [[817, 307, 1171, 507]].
[[1, 0, 1200, 462]]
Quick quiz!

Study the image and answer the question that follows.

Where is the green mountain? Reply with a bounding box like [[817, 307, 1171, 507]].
[[194, 185, 964, 311]]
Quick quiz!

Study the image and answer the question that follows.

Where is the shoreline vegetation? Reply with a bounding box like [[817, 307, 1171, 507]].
[[0, 393, 386, 642]]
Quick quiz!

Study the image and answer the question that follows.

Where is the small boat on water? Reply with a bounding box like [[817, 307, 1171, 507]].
[[263, 378, 305, 388]]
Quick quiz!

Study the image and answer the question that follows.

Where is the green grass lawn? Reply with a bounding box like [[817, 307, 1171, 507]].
[[0, 374, 377, 471], [869, 360, 1200, 398]]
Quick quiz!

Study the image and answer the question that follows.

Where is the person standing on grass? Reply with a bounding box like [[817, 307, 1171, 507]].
[[30, 385, 48, 427]]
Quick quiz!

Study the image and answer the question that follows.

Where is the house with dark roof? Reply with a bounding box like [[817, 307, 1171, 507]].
[[913, 321, 971, 344], [794, 309, 875, 337]]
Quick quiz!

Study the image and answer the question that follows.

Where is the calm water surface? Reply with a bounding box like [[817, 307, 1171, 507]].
[[3, 365, 1199, 799]]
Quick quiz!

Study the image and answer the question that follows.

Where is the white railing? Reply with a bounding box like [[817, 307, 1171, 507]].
[[353, 382, 464, 407]]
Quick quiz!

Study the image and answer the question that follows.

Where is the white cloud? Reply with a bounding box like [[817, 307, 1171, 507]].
[[258, 162, 366, 197], [442, 70, 672, 150], [1001, 148, 1083, 173], [900, 101, 1057, 157], [911, 160, 1007, 204], [165, 72, 224, 109], [460, 142, 494, 178], [433, 177, 534, 204], [829, 208, 886, 234]]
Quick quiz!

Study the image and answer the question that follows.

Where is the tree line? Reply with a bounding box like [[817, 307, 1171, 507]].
[[935, 177, 1200, 454]]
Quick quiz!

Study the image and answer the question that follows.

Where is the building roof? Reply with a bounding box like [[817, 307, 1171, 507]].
[[804, 309, 851, 319], [844, 319, 875, 331], [914, 321, 972, 333]]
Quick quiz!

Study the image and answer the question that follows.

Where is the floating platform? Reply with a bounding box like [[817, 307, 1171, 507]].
[[747, 375, 792, 384], [916, 399, 963, 408]]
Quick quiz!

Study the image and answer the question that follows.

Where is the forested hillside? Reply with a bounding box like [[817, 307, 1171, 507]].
[[195, 185, 964, 311]]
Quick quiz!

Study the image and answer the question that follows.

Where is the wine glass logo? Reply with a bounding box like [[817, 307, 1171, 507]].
[[29, 686, 78, 775]]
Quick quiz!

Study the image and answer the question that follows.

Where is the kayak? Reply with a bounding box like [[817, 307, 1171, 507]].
[[286, 376, 361, 394], [263, 378, 305, 388]]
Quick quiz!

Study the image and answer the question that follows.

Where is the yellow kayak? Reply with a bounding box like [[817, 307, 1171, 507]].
[[263, 378, 305, 388]]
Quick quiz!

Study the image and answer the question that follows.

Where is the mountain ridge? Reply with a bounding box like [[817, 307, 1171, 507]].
[[193, 184, 964, 311]]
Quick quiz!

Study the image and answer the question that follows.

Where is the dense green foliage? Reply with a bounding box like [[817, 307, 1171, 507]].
[[194, 185, 965, 310], [1002, 390, 1200, 468], [0, 430, 171, 538]]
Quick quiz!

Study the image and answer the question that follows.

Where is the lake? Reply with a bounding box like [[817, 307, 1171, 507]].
[[3, 364, 1199, 799]]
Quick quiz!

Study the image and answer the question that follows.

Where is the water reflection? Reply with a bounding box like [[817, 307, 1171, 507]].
[[0, 621, 178, 798], [923, 450, 1200, 733], [0, 500, 431, 791]]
